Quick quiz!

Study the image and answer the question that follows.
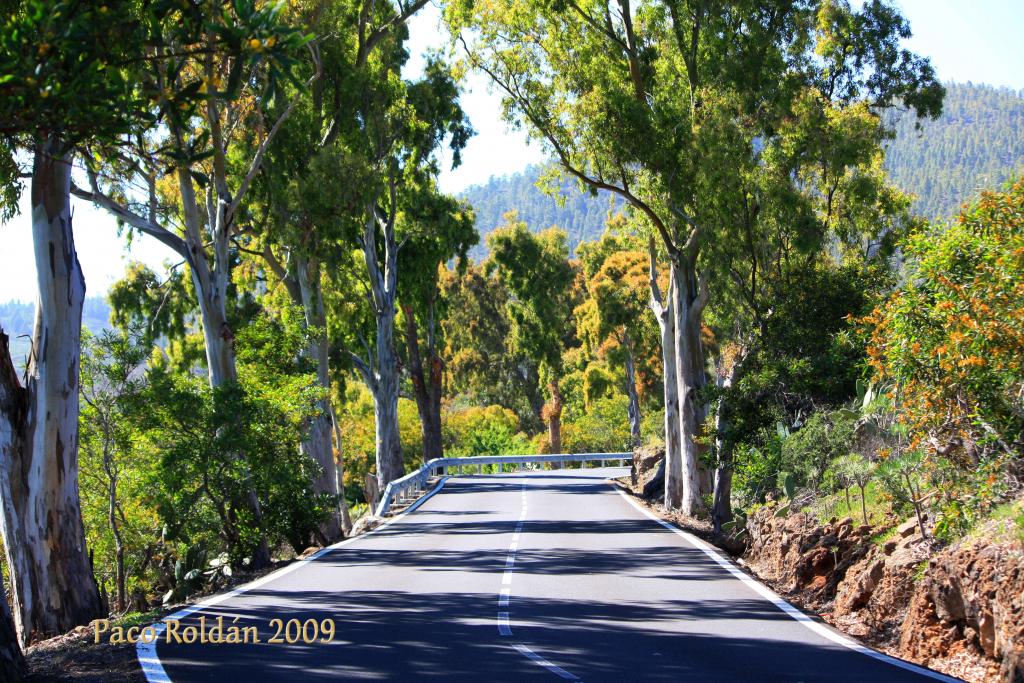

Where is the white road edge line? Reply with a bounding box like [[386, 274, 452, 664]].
[[611, 485, 962, 683], [137, 476, 451, 683]]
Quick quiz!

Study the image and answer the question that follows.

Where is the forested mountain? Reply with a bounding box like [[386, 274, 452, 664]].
[[0, 298, 111, 366], [886, 82, 1024, 218], [459, 82, 1024, 248], [459, 171, 622, 258]]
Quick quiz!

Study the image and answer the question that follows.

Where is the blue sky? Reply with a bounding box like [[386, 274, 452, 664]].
[[1, 0, 1022, 303]]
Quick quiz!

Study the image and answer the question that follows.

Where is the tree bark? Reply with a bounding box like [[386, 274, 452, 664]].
[[329, 406, 353, 536], [103, 444, 126, 613], [623, 333, 642, 449], [711, 355, 739, 535], [649, 241, 682, 510], [0, 578, 24, 682], [672, 257, 709, 517], [402, 304, 443, 465], [174, 166, 272, 570], [546, 381, 563, 454], [354, 204, 405, 491], [296, 254, 343, 543], [0, 142, 103, 645]]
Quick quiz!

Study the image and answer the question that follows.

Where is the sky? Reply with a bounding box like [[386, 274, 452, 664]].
[[1, 0, 1022, 303]]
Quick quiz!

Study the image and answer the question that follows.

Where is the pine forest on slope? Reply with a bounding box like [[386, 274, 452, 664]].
[[460, 82, 1024, 251]]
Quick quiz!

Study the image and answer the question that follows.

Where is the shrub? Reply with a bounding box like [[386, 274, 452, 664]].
[[443, 405, 534, 456]]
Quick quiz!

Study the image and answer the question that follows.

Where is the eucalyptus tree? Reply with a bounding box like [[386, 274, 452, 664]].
[[450, 0, 942, 515], [439, 264, 544, 427], [702, 91, 926, 532], [69, 2, 311, 566], [0, 0, 212, 648], [576, 225, 659, 448], [248, 0, 443, 537], [397, 193, 477, 464], [486, 217, 577, 453]]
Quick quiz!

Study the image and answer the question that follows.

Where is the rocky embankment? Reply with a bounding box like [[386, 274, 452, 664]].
[[629, 447, 1024, 683]]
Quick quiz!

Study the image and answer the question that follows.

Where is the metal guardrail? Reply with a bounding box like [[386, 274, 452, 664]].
[[375, 452, 632, 516]]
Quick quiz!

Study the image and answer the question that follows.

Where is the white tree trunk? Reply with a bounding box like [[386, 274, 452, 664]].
[[649, 242, 682, 509], [356, 205, 404, 491], [623, 334, 642, 449], [175, 167, 272, 568], [672, 259, 708, 517], [296, 256, 343, 543], [371, 281, 403, 488], [0, 142, 102, 645]]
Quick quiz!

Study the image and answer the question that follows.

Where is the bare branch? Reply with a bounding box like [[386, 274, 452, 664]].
[[70, 175, 190, 263]]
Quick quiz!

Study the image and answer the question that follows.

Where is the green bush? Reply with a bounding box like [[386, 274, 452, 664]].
[[443, 405, 534, 456], [781, 411, 856, 490], [561, 395, 632, 453]]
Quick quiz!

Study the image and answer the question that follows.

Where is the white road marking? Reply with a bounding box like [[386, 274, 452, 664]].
[[513, 644, 581, 681], [611, 485, 962, 683], [498, 478, 583, 682], [137, 478, 452, 683]]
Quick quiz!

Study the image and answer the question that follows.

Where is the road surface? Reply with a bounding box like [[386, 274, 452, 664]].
[[140, 468, 958, 682]]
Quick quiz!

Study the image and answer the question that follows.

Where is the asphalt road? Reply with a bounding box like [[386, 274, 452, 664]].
[[141, 468, 959, 682]]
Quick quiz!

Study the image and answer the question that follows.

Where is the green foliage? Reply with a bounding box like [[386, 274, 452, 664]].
[[1, 0, 158, 145], [460, 165, 623, 259], [439, 264, 542, 429], [862, 178, 1024, 540], [781, 411, 858, 491], [864, 178, 1024, 463], [140, 310, 331, 565], [161, 544, 232, 606], [463, 85, 1024, 254], [79, 328, 158, 604], [486, 215, 577, 375], [561, 395, 633, 454], [335, 385, 426, 500], [443, 405, 533, 457]]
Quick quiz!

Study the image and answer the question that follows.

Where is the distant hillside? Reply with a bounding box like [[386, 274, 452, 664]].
[[459, 171, 622, 258], [0, 297, 111, 367], [460, 82, 1024, 252], [886, 82, 1024, 218]]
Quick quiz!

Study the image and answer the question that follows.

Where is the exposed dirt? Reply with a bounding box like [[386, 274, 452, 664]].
[[620, 454, 1024, 683], [22, 556, 306, 682], [25, 624, 142, 683]]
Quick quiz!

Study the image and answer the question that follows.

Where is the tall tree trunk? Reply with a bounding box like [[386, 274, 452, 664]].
[[177, 168, 271, 570], [356, 204, 404, 490], [104, 448, 126, 613], [623, 333, 642, 449], [546, 381, 563, 454], [402, 304, 443, 465], [296, 255, 343, 543], [372, 350, 403, 489], [0, 578, 24, 682], [649, 240, 682, 510], [672, 257, 709, 517], [329, 406, 353, 536], [0, 142, 102, 645], [711, 353, 741, 535]]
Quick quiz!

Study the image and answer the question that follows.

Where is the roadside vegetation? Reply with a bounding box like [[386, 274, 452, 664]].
[[0, 1, 1021, 681]]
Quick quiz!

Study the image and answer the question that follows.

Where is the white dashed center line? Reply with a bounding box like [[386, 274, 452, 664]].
[[496, 479, 581, 681]]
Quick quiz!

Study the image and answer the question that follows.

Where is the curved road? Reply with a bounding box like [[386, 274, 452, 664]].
[[140, 468, 959, 682]]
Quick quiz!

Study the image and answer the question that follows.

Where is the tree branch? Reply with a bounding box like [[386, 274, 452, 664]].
[[70, 177, 190, 264]]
